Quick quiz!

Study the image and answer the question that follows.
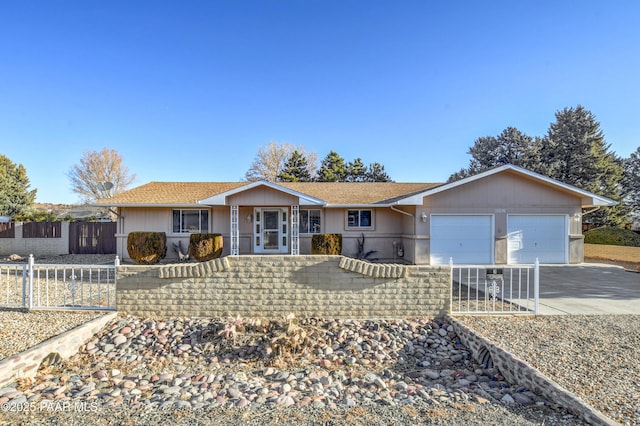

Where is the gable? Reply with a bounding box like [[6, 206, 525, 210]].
[[395, 165, 617, 208], [227, 186, 299, 205], [426, 171, 582, 209]]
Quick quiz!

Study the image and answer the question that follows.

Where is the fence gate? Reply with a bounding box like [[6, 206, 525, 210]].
[[451, 259, 539, 315], [69, 222, 117, 254], [1, 255, 118, 311]]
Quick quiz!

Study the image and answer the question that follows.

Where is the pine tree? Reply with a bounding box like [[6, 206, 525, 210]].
[[347, 158, 367, 182], [538, 105, 626, 226], [365, 162, 392, 182], [449, 127, 539, 181], [0, 155, 37, 217], [316, 151, 348, 182], [622, 147, 640, 225], [277, 150, 313, 182]]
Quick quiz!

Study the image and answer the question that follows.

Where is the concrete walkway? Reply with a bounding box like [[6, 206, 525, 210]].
[[537, 264, 640, 315]]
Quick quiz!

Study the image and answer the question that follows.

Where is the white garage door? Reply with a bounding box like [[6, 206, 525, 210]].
[[507, 215, 567, 264], [430, 215, 493, 265]]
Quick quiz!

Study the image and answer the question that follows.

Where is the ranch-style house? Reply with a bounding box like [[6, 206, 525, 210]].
[[96, 164, 617, 265]]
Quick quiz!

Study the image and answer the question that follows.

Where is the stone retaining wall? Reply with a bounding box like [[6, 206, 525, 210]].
[[448, 316, 617, 426], [0, 312, 117, 388], [116, 255, 451, 319], [584, 243, 640, 264]]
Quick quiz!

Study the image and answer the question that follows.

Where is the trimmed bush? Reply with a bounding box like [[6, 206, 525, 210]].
[[127, 232, 167, 264], [189, 233, 223, 261], [311, 233, 342, 255], [584, 226, 640, 247]]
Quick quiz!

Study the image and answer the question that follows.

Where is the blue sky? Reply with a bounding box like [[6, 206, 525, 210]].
[[2, 1, 639, 204]]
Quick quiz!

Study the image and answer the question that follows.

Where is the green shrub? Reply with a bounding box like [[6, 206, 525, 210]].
[[189, 233, 223, 261], [311, 233, 342, 255], [584, 226, 640, 247], [127, 232, 167, 264]]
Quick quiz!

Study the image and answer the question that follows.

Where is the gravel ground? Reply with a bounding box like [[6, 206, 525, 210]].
[[0, 309, 103, 361], [460, 315, 640, 426], [0, 311, 587, 426], [1, 255, 636, 425], [1, 403, 584, 426], [1, 312, 627, 426]]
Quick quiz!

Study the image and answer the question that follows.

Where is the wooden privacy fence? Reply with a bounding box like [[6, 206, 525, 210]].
[[0, 223, 15, 238], [69, 222, 117, 254], [22, 221, 62, 238], [0, 222, 116, 255]]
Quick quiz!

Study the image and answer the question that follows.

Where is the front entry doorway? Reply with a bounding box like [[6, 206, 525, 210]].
[[253, 208, 289, 254]]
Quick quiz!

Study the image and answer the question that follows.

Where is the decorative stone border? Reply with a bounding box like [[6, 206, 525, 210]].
[[448, 316, 619, 426], [0, 312, 117, 388], [338, 257, 408, 278], [151, 256, 407, 280], [158, 257, 230, 279]]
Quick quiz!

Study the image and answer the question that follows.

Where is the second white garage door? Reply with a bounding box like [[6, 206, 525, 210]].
[[507, 215, 567, 264], [430, 215, 493, 265]]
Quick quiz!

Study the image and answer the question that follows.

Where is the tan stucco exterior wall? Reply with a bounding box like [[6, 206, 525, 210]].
[[418, 172, 584, 264], [115, 172, 589, 265]]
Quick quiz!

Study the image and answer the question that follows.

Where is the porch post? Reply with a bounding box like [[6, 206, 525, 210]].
[[291, 205, 299, 255], [230, 205, 239, 255]]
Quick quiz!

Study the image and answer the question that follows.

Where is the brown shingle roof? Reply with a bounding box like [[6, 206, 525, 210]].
[[279, 182, 441, 204], [97, 182, 246, 205], [97, 181, 443, 206]]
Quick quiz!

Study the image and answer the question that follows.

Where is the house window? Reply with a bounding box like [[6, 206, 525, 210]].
[[172, 209, 209, 233], [299, 209, 321, 234], [347, 209, 372, 228]]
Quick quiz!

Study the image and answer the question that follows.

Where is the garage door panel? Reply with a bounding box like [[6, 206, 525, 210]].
[[431, 215, 493, 265], [508, 215, 567, 264]]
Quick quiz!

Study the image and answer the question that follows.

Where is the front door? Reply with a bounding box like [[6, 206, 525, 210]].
[[254, 208, 289, 254]]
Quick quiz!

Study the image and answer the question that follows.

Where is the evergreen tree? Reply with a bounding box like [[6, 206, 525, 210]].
[[622, 147, 640, 225], [347, 158, 367, 182], [365, 162, 392, 182], [316, 151, 348, 182], [0, 154, 37, 217], [277, 150, 313, 182], [539, 105, 625, 227], [450, 106, 627, 226], [449, 127, 539, 181]]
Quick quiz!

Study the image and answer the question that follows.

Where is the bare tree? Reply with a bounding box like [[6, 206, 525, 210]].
[[67, 148, 136, 202], [244, 142, 317, 182]]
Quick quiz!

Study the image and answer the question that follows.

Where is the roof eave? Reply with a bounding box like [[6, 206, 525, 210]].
[[325, 203, 392, 208], [92, 203, 205, 208]]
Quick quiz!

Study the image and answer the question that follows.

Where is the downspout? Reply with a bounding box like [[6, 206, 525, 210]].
[[390, 205, 415, 261]]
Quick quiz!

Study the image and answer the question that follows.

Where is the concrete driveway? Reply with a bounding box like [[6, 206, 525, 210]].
[[537, 264, 640, 315]]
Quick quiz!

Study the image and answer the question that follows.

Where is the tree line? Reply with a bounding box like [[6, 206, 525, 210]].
[[449, 105, 637, 227], [1, 105, 639, 229], [243, 143, 391, 183]]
